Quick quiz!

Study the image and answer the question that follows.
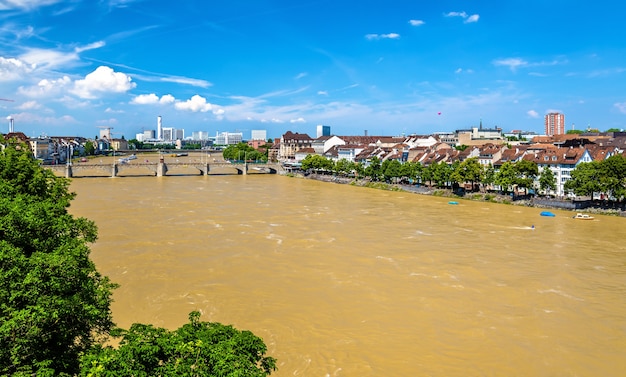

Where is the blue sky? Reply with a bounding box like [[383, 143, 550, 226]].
[[1, 0, 626, 140]]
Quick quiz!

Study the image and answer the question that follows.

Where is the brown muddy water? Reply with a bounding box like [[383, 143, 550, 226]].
[[68, 174, 626, 377]]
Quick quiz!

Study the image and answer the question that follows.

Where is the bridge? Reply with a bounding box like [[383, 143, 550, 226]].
[[44, 159, 285, 178]]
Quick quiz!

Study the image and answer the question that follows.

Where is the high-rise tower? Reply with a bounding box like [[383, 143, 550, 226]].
[[544, 113, 565, 136], [157, 116, 163, 140]]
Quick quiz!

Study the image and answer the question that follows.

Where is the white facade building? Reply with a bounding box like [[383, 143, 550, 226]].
[[251, 130, 267, 141], [192, 131, 210, 140], [215, 131, 243, 145]]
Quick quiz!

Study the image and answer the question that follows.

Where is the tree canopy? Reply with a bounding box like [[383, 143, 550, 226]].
[[222, 143, 267, 162], [80, 311, 277, 377], [0, 137, 117, 376], [0, 136, 277, 376]]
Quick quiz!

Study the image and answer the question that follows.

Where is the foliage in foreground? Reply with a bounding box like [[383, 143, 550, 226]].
[[1, 137, 276, 376], [0, 138, 117, 376], [80, 311, 277, 377]]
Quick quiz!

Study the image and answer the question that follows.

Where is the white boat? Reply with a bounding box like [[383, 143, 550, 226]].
[[573, 213, 594, 220]]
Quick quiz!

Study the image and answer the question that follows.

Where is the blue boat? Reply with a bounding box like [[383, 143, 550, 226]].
[[540, 211, 555, 217], [448, 201, 459, 205]]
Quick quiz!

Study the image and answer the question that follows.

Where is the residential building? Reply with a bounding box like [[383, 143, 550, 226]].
[[312, 135, 345, 154], [29, 137, 54, 160], [456, 122, 505, 146], [279, 131, 314, 161], [545, 112, 565, 136]]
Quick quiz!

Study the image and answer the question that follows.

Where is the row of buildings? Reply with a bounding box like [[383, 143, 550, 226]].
[[133, 116, 268, 146], [273, 125, 626, 197]]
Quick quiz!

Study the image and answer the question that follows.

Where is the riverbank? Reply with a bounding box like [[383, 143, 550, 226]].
[[297, 172, 626, 217]]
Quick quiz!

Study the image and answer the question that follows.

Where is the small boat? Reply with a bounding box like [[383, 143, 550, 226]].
[[573, 213, 594, 220], [540, 211, 555, 217], [448, 201, 459, 205]]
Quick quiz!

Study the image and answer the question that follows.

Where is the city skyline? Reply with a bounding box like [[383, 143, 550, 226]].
[[1, 1, 626, 139]]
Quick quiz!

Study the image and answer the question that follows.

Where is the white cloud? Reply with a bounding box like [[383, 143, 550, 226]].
[[445, 11, 479, 23], [174, 94, 213, 112], [445, 11, 468, 18], [527, 110, 539, 118], [18, 76, 72, 97], [17, 100, 41, 110], [0, 0, 62, 11], [160, 76, 212, 88], [493, 58, 528, 72], [409, 19, 425, 26], [19, 48, 79, 69], [160, 94, 175, 104], [295, 72, 307, 80], [317, 90, 328, 96], [131, 93, 159, 104], [290, 117, 306, 123], [365, 33, 400, 40], [131, 93, 175, 105], [14, 42, 106, 72], [261, 118, 284, 123], [71, 66, 136, 99], [613, 102, 626, 114], [0, 57, 36, 81], [75, 41, 106, 53], [7, 111, 77, 127], [465, 14, 479, 23]]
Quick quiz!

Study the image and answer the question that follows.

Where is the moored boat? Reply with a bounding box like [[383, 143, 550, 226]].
[[540, 211, 555, 217], [573, 213, 594, 220]]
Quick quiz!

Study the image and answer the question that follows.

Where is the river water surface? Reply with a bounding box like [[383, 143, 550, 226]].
[[68, 174, 626, 377]]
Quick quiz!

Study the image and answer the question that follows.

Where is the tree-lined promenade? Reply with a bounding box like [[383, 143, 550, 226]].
[[299, 154, 626, 205]]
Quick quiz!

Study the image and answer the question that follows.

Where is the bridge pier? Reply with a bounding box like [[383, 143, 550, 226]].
[[111, 163, 118, 177], [157, 157, 168, 177], [65, 164, 73, 178]]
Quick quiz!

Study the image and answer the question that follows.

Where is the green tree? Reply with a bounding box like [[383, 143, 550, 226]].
[[400, 161, 421, 183], [80, 311, 276, 377], [430, 161, 452, 188], [301, 154, 333, 172], [482, 164, 495, 192], [0, 137, 117, 376], [364, 157, 382, 181], [598, 154, 626, 200], [223, 143, 266, 162], [564, 161, 602, 197], [334, 158, 356, 176], [84, 141, 96, 156], [494, 161, 517, 194], [514, 159, 539, 194], [450, 157, 483, 192], [382, 159, 402, 183], [538, 166, 557, 196]]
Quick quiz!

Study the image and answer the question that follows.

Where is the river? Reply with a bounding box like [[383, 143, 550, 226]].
[[68, 174, 626, 376]]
